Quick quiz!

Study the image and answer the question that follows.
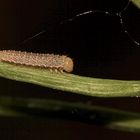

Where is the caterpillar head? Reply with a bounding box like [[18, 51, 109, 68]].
[[63, 56, 74, 72]]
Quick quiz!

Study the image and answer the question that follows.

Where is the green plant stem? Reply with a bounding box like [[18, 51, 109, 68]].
[[0, 96, 140, 133], [0, 62, 140, 97]]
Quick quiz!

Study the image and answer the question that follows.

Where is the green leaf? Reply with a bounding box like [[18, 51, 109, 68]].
[[0, 96, 140, 133], [0, 62, 140, 97], [131, 0, 140, 9]]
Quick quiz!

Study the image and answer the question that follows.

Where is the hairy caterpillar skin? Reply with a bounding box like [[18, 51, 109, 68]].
[[0, 50, 74, 72]]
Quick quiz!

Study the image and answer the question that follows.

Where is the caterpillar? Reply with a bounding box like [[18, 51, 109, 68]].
[[0, 50, 74, 72]]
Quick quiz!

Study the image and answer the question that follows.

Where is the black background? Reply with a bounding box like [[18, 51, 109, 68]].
[[0, 0, 140, 139]]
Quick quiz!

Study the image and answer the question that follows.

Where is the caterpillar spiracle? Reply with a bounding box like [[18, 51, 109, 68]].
[[0, 50, 74, 72]]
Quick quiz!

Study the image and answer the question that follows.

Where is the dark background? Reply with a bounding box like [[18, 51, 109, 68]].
[[0, 0, 140, 139]]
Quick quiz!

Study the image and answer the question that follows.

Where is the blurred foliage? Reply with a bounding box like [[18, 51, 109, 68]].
[[131, 0, 140, 9], [0, 96, 140, 133]]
